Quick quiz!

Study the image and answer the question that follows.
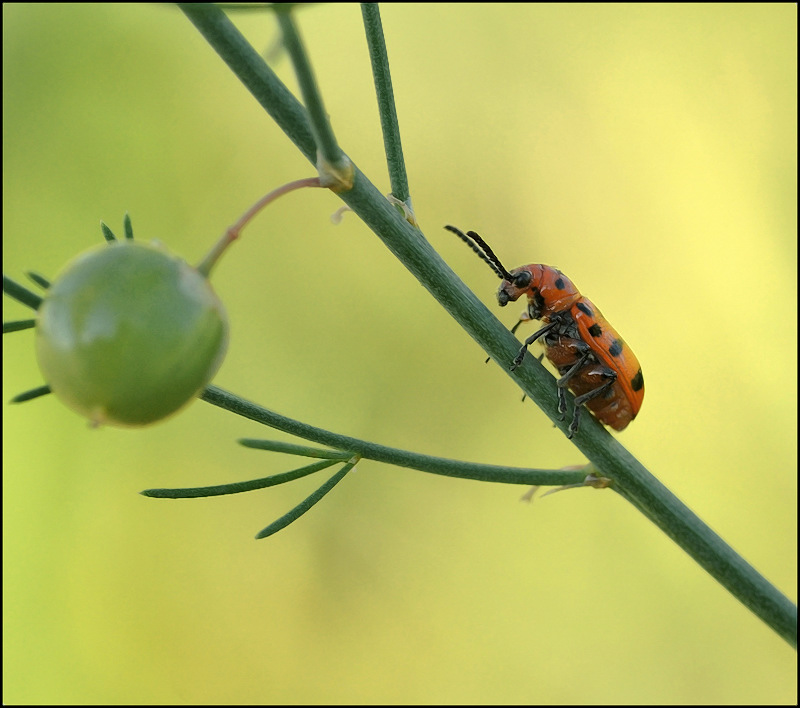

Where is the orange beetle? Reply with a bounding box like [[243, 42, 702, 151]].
[[446, 226, 644, 437]]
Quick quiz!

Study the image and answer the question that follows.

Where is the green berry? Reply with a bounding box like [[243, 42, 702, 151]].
[[35, 240, 228, 427]]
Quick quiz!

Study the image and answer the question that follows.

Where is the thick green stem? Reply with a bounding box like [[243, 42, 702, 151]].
[[179, 4, 797, 647]]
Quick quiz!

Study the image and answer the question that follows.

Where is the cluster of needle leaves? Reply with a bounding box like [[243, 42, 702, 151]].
[[1, 3, 795, 648]]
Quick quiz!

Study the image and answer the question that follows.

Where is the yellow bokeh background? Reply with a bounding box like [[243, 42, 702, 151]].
[[3, 3, 796, 703]]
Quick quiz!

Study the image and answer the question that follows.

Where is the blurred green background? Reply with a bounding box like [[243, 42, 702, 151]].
[[3, 3, 796, 704]]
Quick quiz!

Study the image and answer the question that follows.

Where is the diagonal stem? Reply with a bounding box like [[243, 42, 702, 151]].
[[179, 4, 797, 648]]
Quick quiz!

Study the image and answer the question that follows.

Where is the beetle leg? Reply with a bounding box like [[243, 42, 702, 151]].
[[567, 372, 617, 438], [486, 315, 534, 364], [509, 311, 532, 336], [555, 349, 593, 418], [510, 321, 558, 370]]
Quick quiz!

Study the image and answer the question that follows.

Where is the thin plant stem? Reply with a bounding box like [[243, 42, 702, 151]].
[[141, 458, 341, 498], [179, 4, 317, 162], [255, 460, 356, 539], [201, 385, 587, 487], [237, 439, 355, 460], [361, 3, 412, 210], [196, 176, 322, 277], [274, 7, 353, 188]]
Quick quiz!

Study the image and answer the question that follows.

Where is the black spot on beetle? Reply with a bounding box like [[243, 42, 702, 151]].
[[608, 339, 624, 357], [631, 369, 644, 391], [576, 301, 593, 317], [588, 323, 603, 337], [554, 276, 566, 290]]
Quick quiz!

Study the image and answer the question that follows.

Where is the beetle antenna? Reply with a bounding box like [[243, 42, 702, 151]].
[[444, 225, 514, 281]]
